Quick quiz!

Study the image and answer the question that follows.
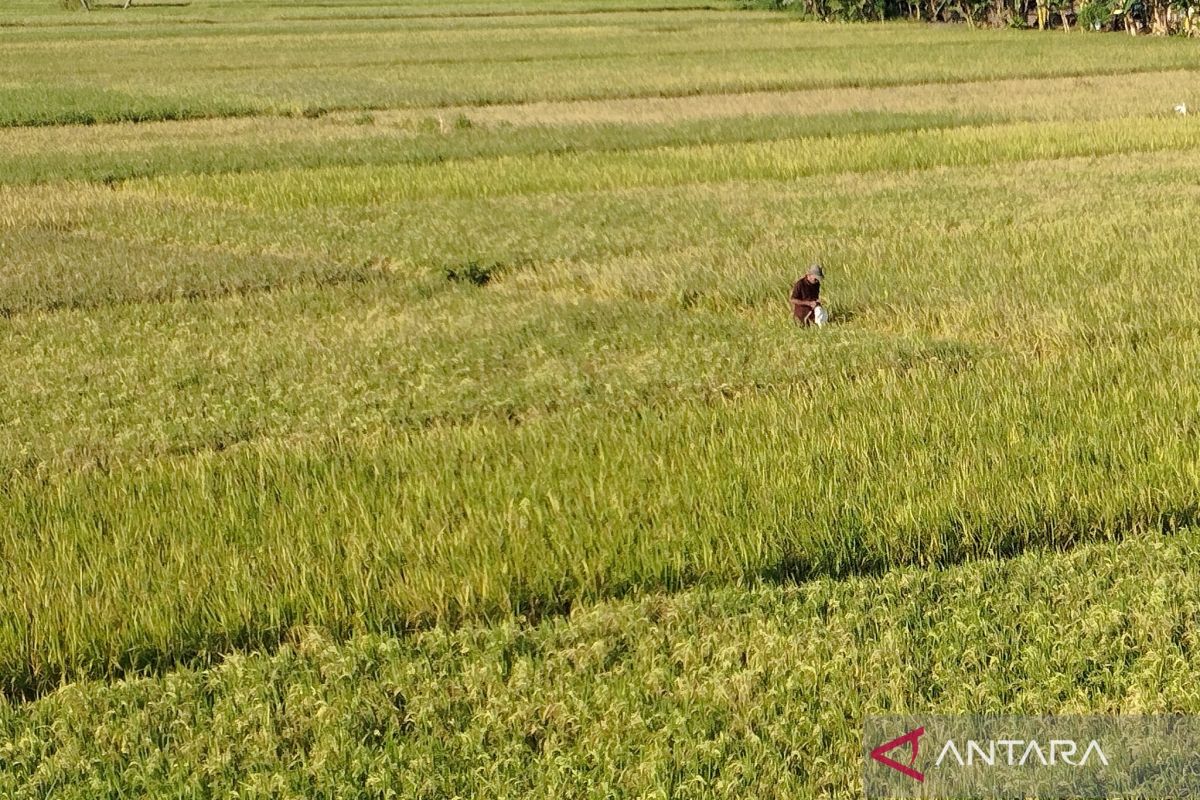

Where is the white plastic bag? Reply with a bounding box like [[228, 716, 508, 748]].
[[813, 305, 828, 328]]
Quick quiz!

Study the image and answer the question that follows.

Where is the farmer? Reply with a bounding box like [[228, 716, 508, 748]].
[[790, 264, 827, 327]]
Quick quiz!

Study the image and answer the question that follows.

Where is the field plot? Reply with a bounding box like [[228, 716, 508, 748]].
[[4, 0, 1200, 796]]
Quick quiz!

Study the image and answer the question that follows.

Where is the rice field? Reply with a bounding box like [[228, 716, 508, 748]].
[[4, 0, 1200, 795]]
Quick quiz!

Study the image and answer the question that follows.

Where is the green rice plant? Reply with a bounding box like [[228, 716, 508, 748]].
[[136, 115, 1200, 209], [5, 530, 1200, 797], [6, 4, 1200, 795], [3, 11, 1200, 126], [4, 337, 1200, 696], [5, 122, 1200, 700]]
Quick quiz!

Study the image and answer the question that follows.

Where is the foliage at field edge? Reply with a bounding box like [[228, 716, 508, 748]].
[[745, 0, 1199, 34]]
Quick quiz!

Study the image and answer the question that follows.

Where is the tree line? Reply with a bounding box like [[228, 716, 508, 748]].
[[54, 0, 1197, 33], [748, 0, 1199, 33]]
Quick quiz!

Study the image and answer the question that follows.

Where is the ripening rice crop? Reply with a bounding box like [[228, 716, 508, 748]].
[[5, 530, 1200, 798], [4, 0, 1200, 795]]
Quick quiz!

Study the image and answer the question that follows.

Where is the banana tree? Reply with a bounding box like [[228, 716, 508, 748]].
[[1164, 0, 1193, 31], [1077, 0, 1115, 27], [1053, 0, 1075, 28], [1114, 0, 1146, 31], [956, 0, 984, 25]]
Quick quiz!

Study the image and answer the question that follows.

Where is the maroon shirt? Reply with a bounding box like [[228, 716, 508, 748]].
[[790, 277, 821, 323]]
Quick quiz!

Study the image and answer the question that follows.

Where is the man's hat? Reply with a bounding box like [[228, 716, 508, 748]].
[[806, 263, 825, 281]]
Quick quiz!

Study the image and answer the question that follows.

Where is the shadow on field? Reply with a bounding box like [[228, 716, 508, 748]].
[[0, 258, 392, 321], [90, 2, 192, 7], [443, 260, 501, 287], [759, 503, 1200, 587], [6, 503, 1199, 704]]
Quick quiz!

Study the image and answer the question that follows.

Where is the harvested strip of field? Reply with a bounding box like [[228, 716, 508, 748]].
[[4, 530, 1200, 797]]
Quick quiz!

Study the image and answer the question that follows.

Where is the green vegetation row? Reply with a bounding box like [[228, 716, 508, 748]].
[[6, 96, 1200, 699], [141, 115, 1200, 209], [5, 529, 1200, 797], [4, 146, 1198, 465], [37, 0, 729, 24], [3, 68, 1194, 188], [0, 110, 989, 187], [6, 10, 1200, 796], [753, 0, 1195, 34], [3, 11, 1199, 126], [5, 339, 1200, 698]]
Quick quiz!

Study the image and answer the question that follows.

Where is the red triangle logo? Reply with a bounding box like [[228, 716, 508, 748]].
[[870, 726, 926, 783]]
